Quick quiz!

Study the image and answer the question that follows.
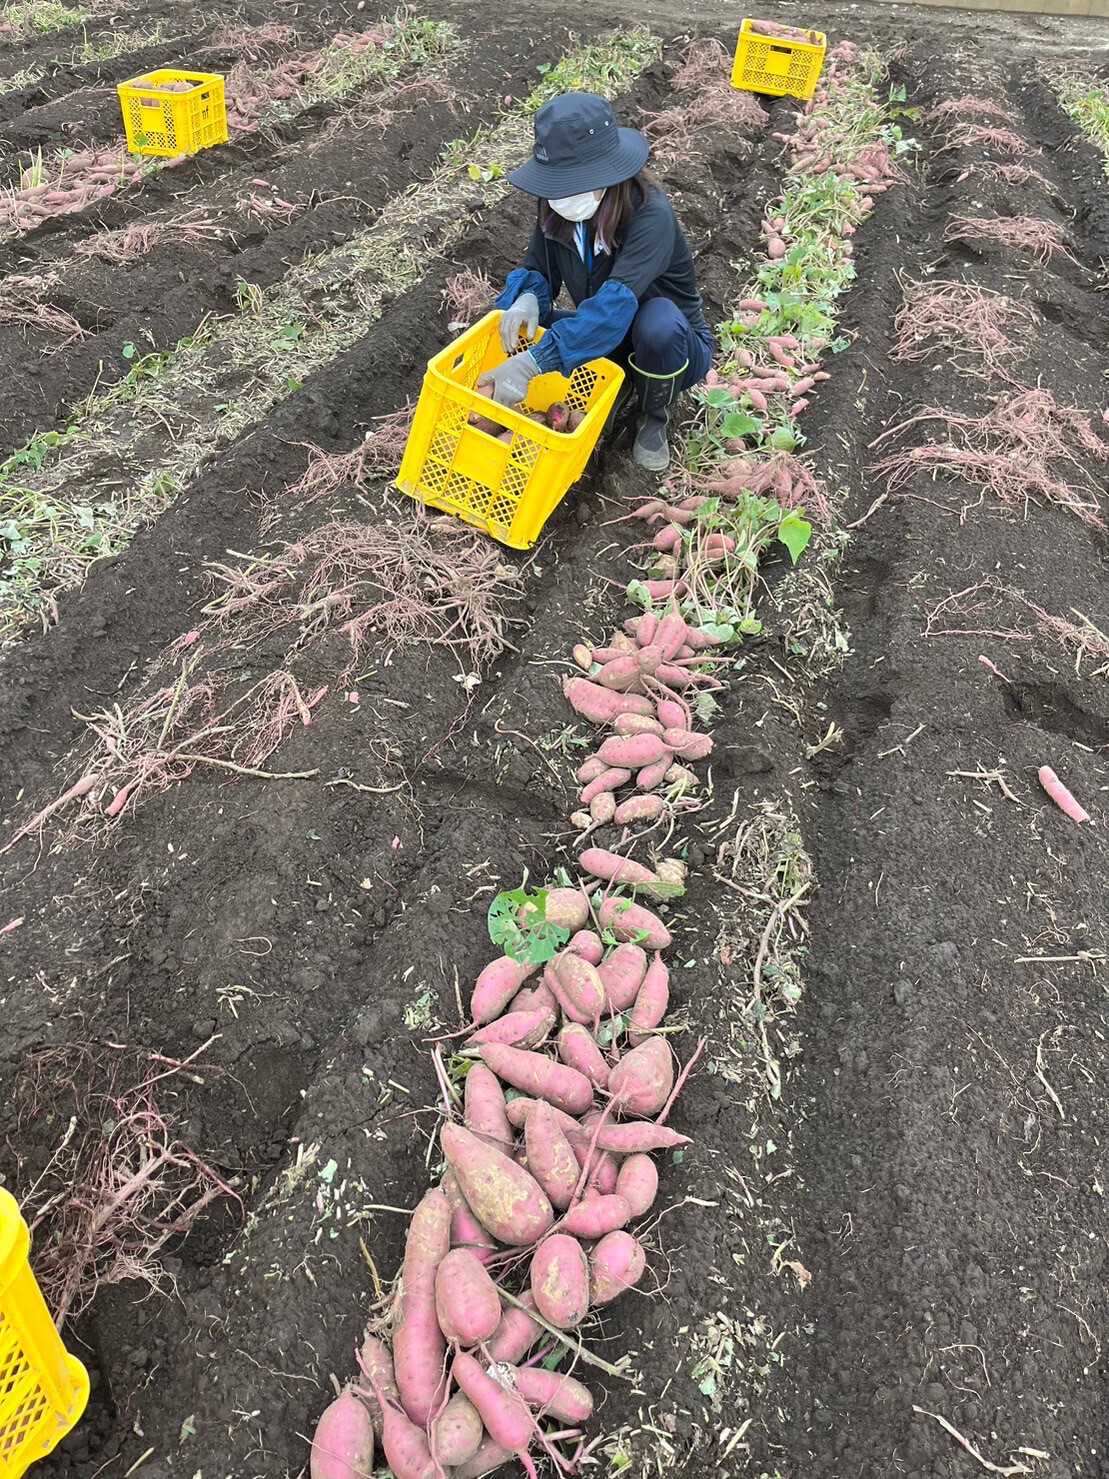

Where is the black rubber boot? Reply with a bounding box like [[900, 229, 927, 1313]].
[[631, 367, 682, 473]]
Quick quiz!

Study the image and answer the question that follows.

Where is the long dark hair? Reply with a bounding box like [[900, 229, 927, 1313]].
[[541, 168, 659, 255]]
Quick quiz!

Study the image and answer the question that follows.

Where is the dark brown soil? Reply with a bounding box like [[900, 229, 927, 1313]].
[[1, 2, 1107, 1477]]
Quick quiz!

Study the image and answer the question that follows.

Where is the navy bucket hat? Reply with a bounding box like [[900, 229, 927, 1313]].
[[507, 92, 651, 197]]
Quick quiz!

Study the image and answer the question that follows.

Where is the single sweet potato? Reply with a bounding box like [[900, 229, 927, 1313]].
[[479, 1043, 593, 1117], [512, 1366, 594, 1423], [391, 1188, 450, 1429], [579, 848, 658, 887], [589, 1229, 647, 1305], [486, 1290, 542, 1364], [567, 928, 604, 965], [452, 1352, 534, 1455], [551, 951, 606, 1022], [430, 1391, 484, 1469], [464, 1062, 514, 1152], [524, 1098, 581, 1211], [563, 676, 652, 724], [597, 943, 648, 1012], [561, 1192, 631, 1239], [310, 1387, 375, 1479], [597, 897, 672, 949], [531, 1232, 590, 1328], [628, 952, 670, 1045], [435, 1247, 502, 1345], [471, 955, 537, 1025], [440, 1123, 554, 1247], [356, 1332, 398, 1439], [616, 1153, 659, 1217], [608, 1036, 674, 1118], [557, 1022, 610, 1090]]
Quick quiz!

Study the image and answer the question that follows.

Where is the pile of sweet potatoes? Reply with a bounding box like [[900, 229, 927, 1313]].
[[310, 883, 690, 1478], [562, 600, 720, 832]]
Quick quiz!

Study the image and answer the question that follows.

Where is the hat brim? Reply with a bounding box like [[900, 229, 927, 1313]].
[[507, 127, 651, 198]]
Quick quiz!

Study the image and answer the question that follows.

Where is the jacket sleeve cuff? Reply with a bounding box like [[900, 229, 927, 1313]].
[[495, 269, 552, 319], [528, 335, 563, 374]]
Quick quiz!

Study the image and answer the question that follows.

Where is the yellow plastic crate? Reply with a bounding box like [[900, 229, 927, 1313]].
[[396, 312, 624, 550], [0, 1188, 88, 1476], [117, 69, 228, 157], [732, 18, 826, 102]]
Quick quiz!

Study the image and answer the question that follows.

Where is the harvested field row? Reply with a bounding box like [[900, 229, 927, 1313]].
[[0, 1, 1106, 1477]]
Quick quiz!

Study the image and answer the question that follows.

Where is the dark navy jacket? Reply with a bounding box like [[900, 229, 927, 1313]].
[[494, 183, 707, 376]]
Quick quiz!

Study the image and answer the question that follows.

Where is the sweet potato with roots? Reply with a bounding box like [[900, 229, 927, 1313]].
[[629, 953, 670, 1045], [356, 1333, 398, 1439], [613, 794, 666, 825], [580, 767, 631, 805], [567, 929, 604, 965], [480, 1044, 593, 1117], [464, 1063, 514, 1153], [465, 1006, 554, 1051], [550, 951, 606, 1022], [435, 1248, 502, 1345], [590, 1230, 647, 1305], [597, 897, 672, 950], [310, 1387, 375, 1479], [391, 1187, 450, 1429], [562, 676, 653, 723], [524, 1099, 581, 1210], [512, 1366, 594, 1423], [597, 733, 671, 769], [486, 1290, 543, 1364], [557, 1022, 610, 1090], [471, 955, 538, 1025], [616, 1153, 659, 1217], [592, 1122, 690, 1153], [377, 1395, 437, 1479], [530, 1232, 591, 1328], [562, 1193, 632, 1239], [440, 1123, 554, 1247], [579, 848, 659, 888], [597, 943, 649, 1012], [442, 1173, 498, 1264], [454, 1435, 516, 1479], [430, 1391, 484, 1468], [609, 1037, 674, 1118], [452, 1353, 535, 1460]]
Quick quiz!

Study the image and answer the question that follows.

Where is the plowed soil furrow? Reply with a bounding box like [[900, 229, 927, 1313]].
[[743, 47, 1109, 1479], [0, 25, 550, 451]]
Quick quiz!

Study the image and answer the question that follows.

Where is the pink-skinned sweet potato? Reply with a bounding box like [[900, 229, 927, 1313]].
[[615, 1153, 659, 1217], [612, 711, 665, 737], [391, 1187, 450, 1429], [486, 1289, 543, 1364], [471, 954, 538, 1025], [527, 886, 588, 933], [452, 1352, 534, 1455], [597, 896, 672, 949], [597, 733, 670, 769], [506, 1099, 618, 1194], [310, 1386, 375, 1479], [636, 757, 672, 791], [524, 1098, 580, 1211], [512, 1366, 594, 1424], [613, 794, 665, 825], [557, 1022, 610, 1090], [550, 950, 606, 1021], [592, 1122, 690, 1153], [509, 980, 559, 1017], [597, 943, 648, 1012], [628, 952, 670, 1046], [580, 766, 631, 805], [453, 1434, 516, 1479], [464, 1062, 514, 1152], [608, 1036, 674, 1118], [563, 676, 653, 724], [561, 1192, 631, 1239], [579, 848, 658, 887], [443, 1175, 498, 1265], [465, 1005, 553, 1051], [661, 727, 713, 761], [440, 1123, 554, 1247], [430, 1391, 484, 1469], [531, 1232, 590, 1328], [567, 928, 604, 965], [589, 1229, 647, 1306], [377, 1394, 437, 1479], [356, 1332, 398, 1439], [435, 1247, 502, 1345], [479, 1043, 593, 1117]]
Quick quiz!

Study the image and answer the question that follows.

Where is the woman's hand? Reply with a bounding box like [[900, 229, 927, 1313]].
[[477, 350, 539, 408], [498, 293, 540, 351]]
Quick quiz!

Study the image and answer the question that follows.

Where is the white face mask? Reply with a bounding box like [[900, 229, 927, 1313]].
[[549, 189, 603, 223]]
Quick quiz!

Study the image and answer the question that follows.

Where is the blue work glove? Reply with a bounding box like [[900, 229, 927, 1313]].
[[478, 350, 540, 408], [498, 292, 540, 352]]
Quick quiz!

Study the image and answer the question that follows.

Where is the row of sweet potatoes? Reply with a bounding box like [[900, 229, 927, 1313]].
[[311, 884, 688, 1477]]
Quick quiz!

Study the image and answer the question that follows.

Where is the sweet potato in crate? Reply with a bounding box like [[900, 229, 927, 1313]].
[[732, 17, 826, 102], [396, 312, 624, 550], [117, 69, 227, 157], [0, 1188, 89, 1476]]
